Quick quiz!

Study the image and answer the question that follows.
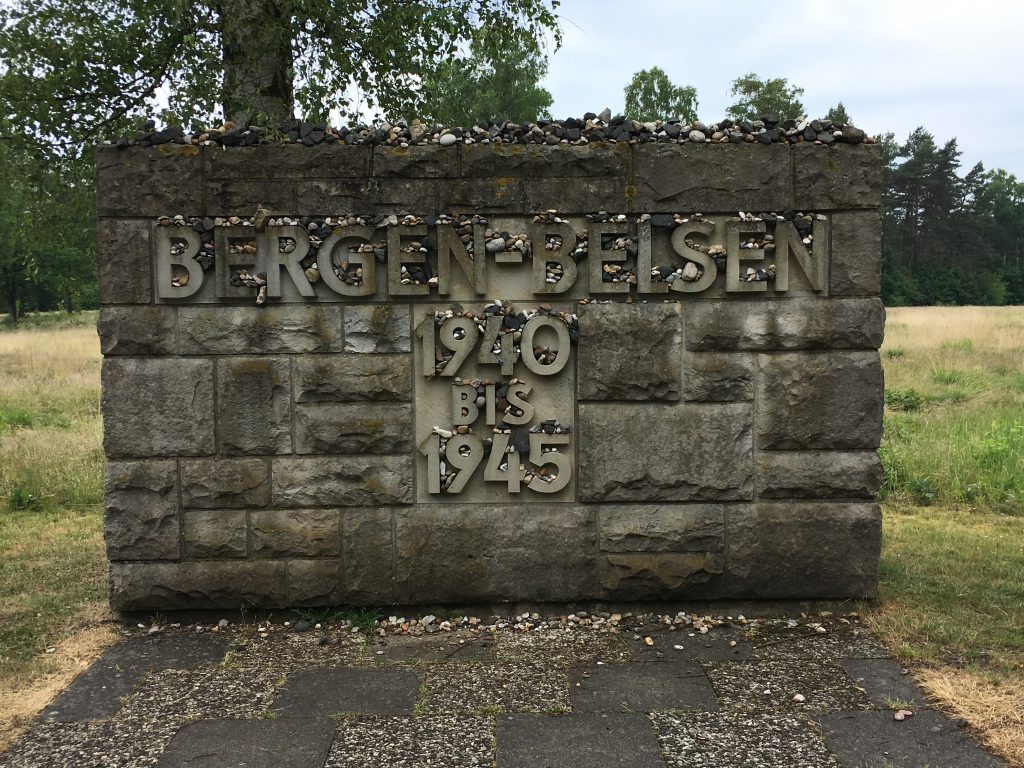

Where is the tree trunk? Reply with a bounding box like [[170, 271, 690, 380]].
[[6, 284, 17, 326], [218, 0, 295, 128]]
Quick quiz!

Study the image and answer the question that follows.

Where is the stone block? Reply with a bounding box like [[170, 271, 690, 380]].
[[598, 552, 725, 600], [96, 145, 202, 217], [831, 211, 882, 296], [294, 403, 413, 454], [102, 359, 215, 458], [204, 178, 297, 213], [272, 456, 412, 507], [108, 561, 288, 610], [685, 298, 885, 351], [578, 403, 753, 502], [95, 219, 151, 304], [757, 451, 882, 499], [757, 351, 883, 450], [104, 460, 179, 561], [435, 177, 524, 213], [394, 505, 597, 602], [203, 144, 371, 179], [287, 559, 344, 607], [342, 508, 394, 604], [725, 503, 881, 598], [630, 142, 795, 212], [344, 305, 411, 352], [682, 352, 754, 402], [792, 142, 882, 210], [598, 504, 726, 552], [250, 509, 341, 557], [294, 355, 411, 403], [522, 176, 632, 213], [98, 307, 176, 356], [178, 306, 343, 354], [296, 178, 431, 214], [577, 303, 681, 401], [460, 142, 631, 178], [180, 458, 270, 508], [373, 145, 457, 178], [217, 358, 292, 455], [183, 510, 247, 558]]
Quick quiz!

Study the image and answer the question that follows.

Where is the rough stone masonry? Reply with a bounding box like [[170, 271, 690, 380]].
[[96, 136, 884, 610]]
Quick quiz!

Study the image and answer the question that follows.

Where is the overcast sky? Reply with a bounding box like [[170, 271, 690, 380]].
[[541, 0, 1024, 177]]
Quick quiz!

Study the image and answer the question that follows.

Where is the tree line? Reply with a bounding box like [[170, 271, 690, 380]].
[[1, 3, 1021, 322]]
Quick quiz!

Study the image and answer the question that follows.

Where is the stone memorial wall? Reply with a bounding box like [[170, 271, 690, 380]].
[[97, 137, 884, 610]]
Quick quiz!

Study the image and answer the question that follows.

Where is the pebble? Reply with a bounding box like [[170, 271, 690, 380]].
[[110, 113, 871, 149]]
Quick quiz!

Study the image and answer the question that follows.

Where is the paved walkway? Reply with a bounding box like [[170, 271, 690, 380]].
[[0, 612, 1006, 768]]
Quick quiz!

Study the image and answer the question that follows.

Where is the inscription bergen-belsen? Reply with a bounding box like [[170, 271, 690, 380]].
[[152, 210, 827, 302]]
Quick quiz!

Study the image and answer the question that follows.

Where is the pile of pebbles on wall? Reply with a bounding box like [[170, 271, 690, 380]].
[[111, 109, 871, 149]]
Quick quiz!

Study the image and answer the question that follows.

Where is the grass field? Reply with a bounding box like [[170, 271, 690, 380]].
[[0, 306, 1022, 761]]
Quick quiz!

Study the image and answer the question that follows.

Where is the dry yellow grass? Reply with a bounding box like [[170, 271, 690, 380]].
[[0, 606, 118, 751], [884, 305, 1024, 353], [0, 325, 101, 398], [916, 667, 1024, 767]]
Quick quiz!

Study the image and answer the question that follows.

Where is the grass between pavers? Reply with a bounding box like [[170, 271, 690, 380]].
[[0, 308, 1022, 763]]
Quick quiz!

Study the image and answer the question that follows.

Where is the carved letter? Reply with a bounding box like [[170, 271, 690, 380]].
[[773, 219, 826, 292], [317, 226, 377, 297], [437, 224, 485, 295], [530, 221, 578, 294], [725, 220, 767, 293], [264, 225, 314, 298], [669, 222, 717, 293], [154, 226, 204, 299]]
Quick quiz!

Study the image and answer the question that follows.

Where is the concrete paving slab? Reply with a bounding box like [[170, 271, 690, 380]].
[[39, 635, 227, 722], [423, 661, 570, 714], [496, 712, 665, 768], [817, 709, 1008, 767], [626, 626, 755, 662], [496, 631, 630, 667], [704, 659, 876, 713], [119, 667, 282, 722], [570, 662, 718, 712], [651, 711, 841, 768], [0, 719, 178, 768], [365, 633, 495, 664], [840, 658, 927, 709], [156, 718, 336, 768], [327, 714, 494, 767], [272, 667, 421, 716], [750, 621, 891, 661]]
